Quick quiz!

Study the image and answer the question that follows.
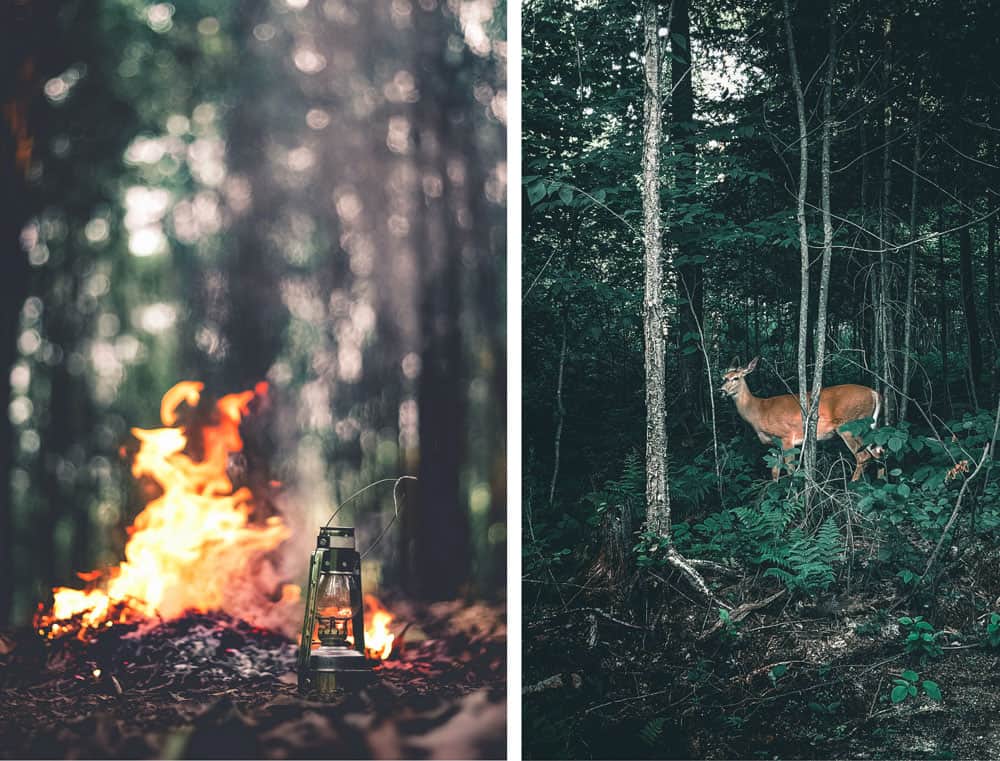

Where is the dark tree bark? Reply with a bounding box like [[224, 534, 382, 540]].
[[0, 1, 58, 626], [900, 100, 921, 423], [671, 0, 704, 422], [221, 0, 286, 391], [939, 203, 951, 410], [411, 1, 470, 600], [959, 224, 983, 388], [988, 215, 998, 394]]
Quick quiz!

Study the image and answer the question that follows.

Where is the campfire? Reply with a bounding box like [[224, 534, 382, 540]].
[[33, 381, 396, 662], [352, 594, 395, 661]]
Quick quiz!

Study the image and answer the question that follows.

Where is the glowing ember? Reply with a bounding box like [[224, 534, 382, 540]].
[[349, 594, 396, 661], [36, 381, 300, 638]]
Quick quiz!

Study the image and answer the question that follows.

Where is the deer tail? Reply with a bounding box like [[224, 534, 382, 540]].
[[871, 389, 881, 429]]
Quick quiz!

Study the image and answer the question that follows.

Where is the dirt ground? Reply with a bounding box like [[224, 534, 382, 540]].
[[0, 599, 506, 759], [524, 579, 1000, 760]]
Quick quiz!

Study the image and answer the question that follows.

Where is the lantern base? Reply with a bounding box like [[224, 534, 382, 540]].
[[299, 646, 374, 699]]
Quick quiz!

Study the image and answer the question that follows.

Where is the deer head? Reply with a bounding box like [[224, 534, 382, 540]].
[[719, 356, 758, 398]]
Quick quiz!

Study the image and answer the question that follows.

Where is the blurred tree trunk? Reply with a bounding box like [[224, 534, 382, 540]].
[[0, 2, 51, 625], [410, 0, 470, 600], [222, 0, 285, 391], [0, 94, 30, 627]]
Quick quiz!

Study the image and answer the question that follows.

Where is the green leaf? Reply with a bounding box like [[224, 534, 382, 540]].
[[891, 685, 908, 704], [898, 483, 911, 499], [888, 436, 904, 454], [901, 670, 918, 682], [526, 179, 547, 205], [922, 680, 942, 701], [558, 186, 574, 205]]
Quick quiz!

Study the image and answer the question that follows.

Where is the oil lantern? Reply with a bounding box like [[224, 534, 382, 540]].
[[297, 526, 373, 696]]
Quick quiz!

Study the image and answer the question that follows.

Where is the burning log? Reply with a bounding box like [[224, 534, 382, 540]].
[[36, 381, 299, 641]]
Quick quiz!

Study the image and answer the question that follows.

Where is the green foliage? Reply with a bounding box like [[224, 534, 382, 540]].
[[759, 517, 840, 595], [807, 700, 841, 716], [899, 617, 944, 663], [718, 607, 741, 642], [889, 670, 941, 704], [639, 717, 667, 748], [984, 613, 1000, 649], [855, 609, 891, 638]]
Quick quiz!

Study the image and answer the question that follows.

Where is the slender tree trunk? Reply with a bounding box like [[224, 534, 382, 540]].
[[640, 0, 717, 606], [901, 102, 922, 422], [671, 0, 703, 423], [959, 224, 983, 389], [805, 3, 838, 494], [877, 17, 896, 425], [641, 0, 670, 538], [988, 215, 998, 395], [939, 203, 951, 412], [548, 316, 568, 506], [783, 0, 812, 478]]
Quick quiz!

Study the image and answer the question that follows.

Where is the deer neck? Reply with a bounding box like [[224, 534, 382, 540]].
[[732, 380, 763, 424]]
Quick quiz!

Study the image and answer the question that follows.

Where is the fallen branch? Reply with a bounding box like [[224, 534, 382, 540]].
[[526, 607, 649, 632], [699, 588, 787, 639], [523, 673, 583, 696]]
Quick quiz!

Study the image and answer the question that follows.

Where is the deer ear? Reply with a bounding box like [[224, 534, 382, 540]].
[[730, 356, 741, 371], [746, 357, 759, 373]]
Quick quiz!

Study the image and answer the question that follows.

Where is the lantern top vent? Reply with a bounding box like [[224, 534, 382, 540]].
[[317, 526, 356, 549]]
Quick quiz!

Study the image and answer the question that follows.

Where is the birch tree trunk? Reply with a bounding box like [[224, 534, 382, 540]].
[[805, 4, 838, 490], [641, 0, 670, 538], [640, 0, 717, 605], [782, 0, 813, 482]]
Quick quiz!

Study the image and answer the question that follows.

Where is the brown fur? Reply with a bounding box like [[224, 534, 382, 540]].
[[720, 358, 883, 481]]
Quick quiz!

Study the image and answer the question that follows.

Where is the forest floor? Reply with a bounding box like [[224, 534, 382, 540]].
[[0, 598, 505, 759], [524, 575, 1000, 760]]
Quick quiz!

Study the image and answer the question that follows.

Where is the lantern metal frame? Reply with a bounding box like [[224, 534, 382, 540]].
[[297, 526, 373, 696]]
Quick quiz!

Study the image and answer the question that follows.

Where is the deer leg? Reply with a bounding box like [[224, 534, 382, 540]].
[[773, 438, 794, 480], [838, 431, 868, 481]]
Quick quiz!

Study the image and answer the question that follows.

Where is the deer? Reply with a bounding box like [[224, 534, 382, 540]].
[[719, 357, 885, 481]]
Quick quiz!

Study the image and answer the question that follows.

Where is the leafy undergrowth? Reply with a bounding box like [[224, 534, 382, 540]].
[[0, 599, 506, 759], [524, 572, 1000, 760]]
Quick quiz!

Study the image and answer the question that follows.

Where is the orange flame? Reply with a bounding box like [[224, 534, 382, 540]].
[[348, 594, 395, 661], [36, 381, 299, 638]]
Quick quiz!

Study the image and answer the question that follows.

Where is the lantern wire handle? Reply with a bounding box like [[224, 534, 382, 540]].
[[323, 475, 417, 559]]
